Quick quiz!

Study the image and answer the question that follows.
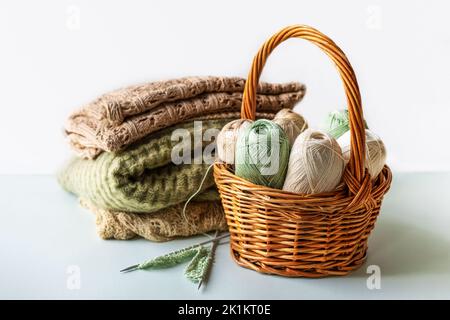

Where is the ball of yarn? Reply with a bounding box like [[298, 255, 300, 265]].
[[274, 109, 308, 131], [216, 119, 252, 164], [324, 109, 368, 139], [235, 119, 290, 189], [273, 109, 308, 146], [283, 129, 344, 194], [337, 129, 386, 179]]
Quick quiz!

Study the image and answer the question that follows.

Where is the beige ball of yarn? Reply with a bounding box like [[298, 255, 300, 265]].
[[273, 109, 308, 146], [337, 129, 386, 179], [216, 119, 252, 164], [283, 129, 345, 194]]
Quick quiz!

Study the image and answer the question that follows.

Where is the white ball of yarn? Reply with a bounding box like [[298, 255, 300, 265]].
[[283, 129, 345, 194], [337, 129, 386, 179], [273, 109, 308, 146], [216, 119, 252, 164]]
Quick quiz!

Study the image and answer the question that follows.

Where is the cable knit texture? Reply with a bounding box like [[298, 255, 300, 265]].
[[80, 199, 227, 242], [65, 76, 306, 158], [58, 119, 234, 213]]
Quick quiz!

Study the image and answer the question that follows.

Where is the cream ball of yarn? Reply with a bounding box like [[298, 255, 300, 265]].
[[273, 109, 308, 146], [337, 129, 386, 179], [216, 119, 252, 164], [282, 129, 345, 194]]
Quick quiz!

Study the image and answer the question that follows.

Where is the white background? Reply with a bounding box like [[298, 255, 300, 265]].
[[0, 0, 449, 174]]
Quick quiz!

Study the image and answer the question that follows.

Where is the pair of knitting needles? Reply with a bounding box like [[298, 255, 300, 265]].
[[119, 232, 230, 274]]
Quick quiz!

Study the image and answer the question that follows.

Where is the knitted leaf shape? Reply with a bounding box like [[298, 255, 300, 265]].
[[184, 246, 211, 283]]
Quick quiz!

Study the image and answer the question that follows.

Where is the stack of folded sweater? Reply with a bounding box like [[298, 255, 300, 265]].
[[58, 76, 305, 241]]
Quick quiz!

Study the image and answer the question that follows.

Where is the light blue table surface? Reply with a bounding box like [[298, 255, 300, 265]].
[[1, 172, 449, 299]]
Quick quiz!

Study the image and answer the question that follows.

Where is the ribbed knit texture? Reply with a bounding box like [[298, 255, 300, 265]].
[[58, 119, 231, 213]]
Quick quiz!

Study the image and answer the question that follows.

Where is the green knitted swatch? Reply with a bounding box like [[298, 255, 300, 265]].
[[58, 119, 231, 213], [184, 246, 211, 283], [138, 246, 204, 270], [120, 233, 227, 286], [135, 245, 212, 284]]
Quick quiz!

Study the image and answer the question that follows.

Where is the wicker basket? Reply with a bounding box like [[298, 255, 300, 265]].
[[213, 25, 392, 277]]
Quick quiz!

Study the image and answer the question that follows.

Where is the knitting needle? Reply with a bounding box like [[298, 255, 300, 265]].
[[120, 264, 140, 273], [197, 231, 220, 290], [120, 232, 230, 273]]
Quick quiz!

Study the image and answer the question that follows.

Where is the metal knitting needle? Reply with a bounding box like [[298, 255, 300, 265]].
[[120, 264, 140, 273], [120, 232, 230, 273]]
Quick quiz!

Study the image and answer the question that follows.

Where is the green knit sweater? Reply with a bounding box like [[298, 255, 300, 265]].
[[58, 119, 230, 213]]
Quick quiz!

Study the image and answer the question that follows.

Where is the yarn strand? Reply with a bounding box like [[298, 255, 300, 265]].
[[181, 163, 215, 235]]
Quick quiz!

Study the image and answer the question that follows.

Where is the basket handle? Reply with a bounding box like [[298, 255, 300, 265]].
[[241, 25, 366, 182]]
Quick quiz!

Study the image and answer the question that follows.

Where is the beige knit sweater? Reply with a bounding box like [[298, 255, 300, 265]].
[[65, 76, 306, 158], [80, 199, 227, 242]]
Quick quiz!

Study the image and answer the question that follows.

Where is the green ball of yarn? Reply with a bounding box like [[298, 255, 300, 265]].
[[235, 119, 290, 189], [324, 109, 368, 139]]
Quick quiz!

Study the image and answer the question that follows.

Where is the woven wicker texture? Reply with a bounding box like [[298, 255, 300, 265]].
[[214, 25, 392, 277]]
